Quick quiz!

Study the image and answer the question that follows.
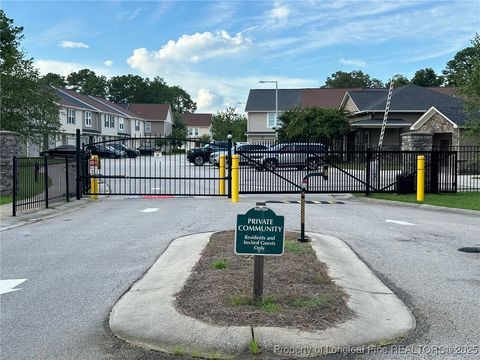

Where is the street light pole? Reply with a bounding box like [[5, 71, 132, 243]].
[[259, 80, 278, 141]]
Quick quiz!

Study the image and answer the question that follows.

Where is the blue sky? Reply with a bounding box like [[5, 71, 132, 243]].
[[3, 0, 479, 113]]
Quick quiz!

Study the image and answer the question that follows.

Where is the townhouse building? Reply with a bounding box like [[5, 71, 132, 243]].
[[45, 87, 151, 150]]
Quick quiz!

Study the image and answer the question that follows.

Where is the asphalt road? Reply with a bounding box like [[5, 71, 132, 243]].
[[1, 195, 479, 359]]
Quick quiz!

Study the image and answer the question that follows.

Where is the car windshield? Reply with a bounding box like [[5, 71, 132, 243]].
[[269, 144, 285, 151]]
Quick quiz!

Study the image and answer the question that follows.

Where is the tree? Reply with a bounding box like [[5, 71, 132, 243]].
[[148, 77, 196, 113], [323, 70, 384, 88], [443, 39, 480, 86], [67, 68, 108, 97], [0, 10, 61, 143], [276, 107, 350, 142], [39, 72, 66, 87], [107, 74, 149, 103], [456, 35, 480, 140], [392, 74, 410, 87], [170, 112, 188, 148], [198, 134, 211, 143], [410, 68, 444, 87], [108, 75, 197, 113], [211, 107, 247, 141]]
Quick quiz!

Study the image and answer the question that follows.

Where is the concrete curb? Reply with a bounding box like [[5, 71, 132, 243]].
[[255, 233, 416, 357], [355, 196, 480, 216], [109, 232, 416, 358], [0, 199, 92, 232], [109, 232, 252, 358]]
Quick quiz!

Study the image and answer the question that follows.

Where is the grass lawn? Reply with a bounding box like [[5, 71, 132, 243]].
[[1, 160, 52, 206], [366, 192, 480, 211], [0, 196, 12, 205]]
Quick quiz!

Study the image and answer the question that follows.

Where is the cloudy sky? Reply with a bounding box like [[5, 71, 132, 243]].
[[3, 0, 479, 113]]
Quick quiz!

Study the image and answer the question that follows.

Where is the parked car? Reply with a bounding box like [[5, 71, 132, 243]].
[[187, 141, 230, 166], [210, 143, 268, 166], [256, 143, 326, 171], [137, 146, 156, 156], [109, 143, 140, 158], [87, 144, 125, 159], [40, 145, 79, 157]]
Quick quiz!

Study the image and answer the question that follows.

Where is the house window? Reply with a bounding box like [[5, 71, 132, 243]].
[[85, 111, 92, 127], [135, 120, 140, 131], [119, 117, 124, 131], [67, 109, 75, 124], [267, 112, 277, 128], [145, 121, 151, 133], [104, 114, 109, 128], [364, 130, 370, 145], [110, 115, 115, 128]]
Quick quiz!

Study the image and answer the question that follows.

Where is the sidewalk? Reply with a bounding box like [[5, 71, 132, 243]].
[[0, 199, 91, 231]]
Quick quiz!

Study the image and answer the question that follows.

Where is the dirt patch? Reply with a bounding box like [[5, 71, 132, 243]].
[[175, 231, 352, 331]]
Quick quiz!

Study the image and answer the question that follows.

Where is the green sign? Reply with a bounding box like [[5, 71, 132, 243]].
[[235, 207, 285, 256]]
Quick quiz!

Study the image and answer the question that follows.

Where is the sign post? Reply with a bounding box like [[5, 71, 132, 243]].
[[235, 203, 285, 303]]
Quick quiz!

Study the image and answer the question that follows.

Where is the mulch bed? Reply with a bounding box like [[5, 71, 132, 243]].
[[174, 231, 352, 331]]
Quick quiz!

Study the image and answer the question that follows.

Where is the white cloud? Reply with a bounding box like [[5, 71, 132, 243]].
[[34, 59, 117, 78], [104, 60, 114, 67], [340, 58, 367, 68], [195, 89, 224, 111], [127, 30, 251, 73], [267, 2, 290, 27], [58, 40, 89, 49]]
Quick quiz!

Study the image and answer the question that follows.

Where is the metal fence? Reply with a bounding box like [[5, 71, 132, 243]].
[[12, 156, 77, 216], [444, 146, 480, 192], [82, 136, 229, 196], [237, 145, 458, 194]]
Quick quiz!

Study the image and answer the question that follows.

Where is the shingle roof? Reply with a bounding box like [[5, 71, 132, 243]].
[[349, 85, 464, 112], [55, 88, 114, 113], [51, 87, 98, 111], [350, 119, 411, 127], [91, 96, 140, 118], [300, 88, 361, 108], [245, 89, 301, 112], [436, 106, 469, 126], [181, 113, 212, 127], [127, 103, 171, 120], [346, 89, 388, 110]]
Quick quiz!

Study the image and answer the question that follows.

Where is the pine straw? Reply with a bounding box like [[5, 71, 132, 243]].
[[174, 231, 352, 331]]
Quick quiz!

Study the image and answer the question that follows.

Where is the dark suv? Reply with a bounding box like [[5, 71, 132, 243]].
[[187, 141, 230, 166], [257, 143, 326, 171]]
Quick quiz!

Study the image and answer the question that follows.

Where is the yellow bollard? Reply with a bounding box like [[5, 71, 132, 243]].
[[90, 155, 100, 200], [232, 154, 239, 203], [417, 155, 425, 202], [219, 154, 226, 195]]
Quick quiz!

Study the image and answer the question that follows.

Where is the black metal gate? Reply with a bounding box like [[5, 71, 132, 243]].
[[237, 146, 457, 195], [80, 135, 229, 197]]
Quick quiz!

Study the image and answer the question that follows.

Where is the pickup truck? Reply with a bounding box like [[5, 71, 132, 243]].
[[186, 141, 230, 166]]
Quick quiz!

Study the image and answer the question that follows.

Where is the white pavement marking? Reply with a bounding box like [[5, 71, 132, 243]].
[[0, 279, 27, 295], [140, 208, 159, 213], [385, 220, 416, 226]]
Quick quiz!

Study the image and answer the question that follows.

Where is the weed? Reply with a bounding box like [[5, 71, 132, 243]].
[[309, 272, 329, 284], [211, 258, 230, 270], [284, 241, 309, 255], [291, 294, 335, 309], [172, 346, 184, 356], [229, 294, 252, 306], [191, 351, 202, 358], [249, 339, 261, 355], [258, 297, 281, 313]]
